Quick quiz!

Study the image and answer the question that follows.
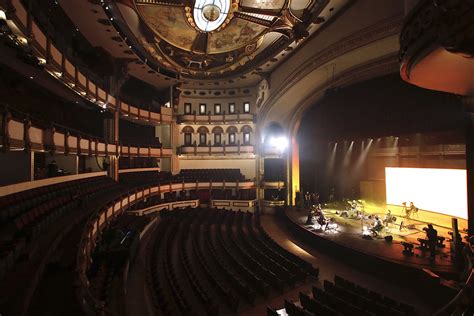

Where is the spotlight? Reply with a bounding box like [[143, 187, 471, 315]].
[[0, 10, 6, 21], [268, 136, 288, 151]]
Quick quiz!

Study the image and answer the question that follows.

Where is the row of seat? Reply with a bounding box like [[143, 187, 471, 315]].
[[146, 208, 319, 315], [0, 177, 125, 282], [0, 176, 110, 222], [119, 171, 173, 188], [178, 168, 246, 182], [86, 214, 151, 314], [267, 275, 417, 316]]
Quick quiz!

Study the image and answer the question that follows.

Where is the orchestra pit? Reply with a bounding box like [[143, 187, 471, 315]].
[[0, 0, 474, 315]]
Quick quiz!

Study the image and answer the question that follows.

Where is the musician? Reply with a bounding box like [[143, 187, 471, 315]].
[[305, 207, 314, 225], [313, 192, 320, 205], [304, 192, 311, 208], [370, 215, 384, 236], [383, 209, 393, 226], [401, 202, 409, 218], [317, 210, 328, 230], [408, 202, 418, 218], [423, 224, 437, 260], [328, 188, 335, 202], [351, 200, 358, 211]]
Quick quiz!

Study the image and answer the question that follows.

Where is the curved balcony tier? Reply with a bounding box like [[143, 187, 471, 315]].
[[0, 109, 171, 157], [178, 144, 254, 156], [399, 0, 474, 95], [178, 113, 255, 124], [4, 0, 172, 124], [262, 181, 286, 189]]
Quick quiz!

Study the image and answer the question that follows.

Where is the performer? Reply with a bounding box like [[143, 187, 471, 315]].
[[328, 188, 335, 202], [408, 202, 418, 218], [305, 207, 314, 225], [401, 202, 410, 218], [424, 224, 438, 260], [304, 192, 310, 208], [370, 215, 384, 236], [383, 209, 394, 226]]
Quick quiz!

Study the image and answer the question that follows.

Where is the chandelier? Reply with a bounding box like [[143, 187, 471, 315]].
[[193, 0, 231, 32]]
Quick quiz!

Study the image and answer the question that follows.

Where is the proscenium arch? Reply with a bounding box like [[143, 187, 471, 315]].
[[256, 56, 399, 207]]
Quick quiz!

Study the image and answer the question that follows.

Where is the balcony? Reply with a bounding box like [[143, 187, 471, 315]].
[[177, 144, 255, 156], [0, 109, 171, 158], [178, 112, 255, 124], [262, 181, 286, 189], [5, 0, 172, 125], [399, 0, 474, 95]]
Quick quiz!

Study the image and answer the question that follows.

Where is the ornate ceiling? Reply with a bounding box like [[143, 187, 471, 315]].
[[112, 0, 327, 80]]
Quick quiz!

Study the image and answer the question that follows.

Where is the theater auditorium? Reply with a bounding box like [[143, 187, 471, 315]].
[[0, 0, 473, 315]]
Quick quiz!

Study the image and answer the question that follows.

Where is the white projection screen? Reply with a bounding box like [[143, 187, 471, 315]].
[[385, 167, 468, 219]]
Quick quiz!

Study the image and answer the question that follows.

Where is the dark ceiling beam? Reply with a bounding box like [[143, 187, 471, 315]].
[[191, 33, 209, 54], [238, 6, 281, 16], [234, 12, 273, 28], [134, 0, 185, 6]]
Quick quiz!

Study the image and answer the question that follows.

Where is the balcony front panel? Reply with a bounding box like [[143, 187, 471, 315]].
[[179, 145, 255, 156], [178, 113, 255, 124]]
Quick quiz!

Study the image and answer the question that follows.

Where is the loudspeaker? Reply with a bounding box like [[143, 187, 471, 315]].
[[384, 235, 393, 242]]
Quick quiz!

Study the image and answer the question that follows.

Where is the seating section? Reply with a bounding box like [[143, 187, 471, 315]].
[[210, 189, 256, 200], [146, 208, 319, 314], [87, 215, 151, 314], [119, 171, 172, 187], [0, 176, 125, 281], [120, 169, 246, 188], [267, 275, 417, 316], [128, 191, 199, 211], [177, 169, 246, 182]]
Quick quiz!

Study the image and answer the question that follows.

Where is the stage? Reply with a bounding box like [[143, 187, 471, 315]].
[[282, 205, 465, 277]]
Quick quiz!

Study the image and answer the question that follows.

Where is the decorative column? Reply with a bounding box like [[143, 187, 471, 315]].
[[102, 109, 118, 181]]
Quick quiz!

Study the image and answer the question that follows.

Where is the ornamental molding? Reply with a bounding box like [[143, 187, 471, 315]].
[[259, 14, 403, 120]]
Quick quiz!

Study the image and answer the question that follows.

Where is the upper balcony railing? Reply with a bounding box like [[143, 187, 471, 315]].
[[0, 106, 172, 158], [4, 0, 172, 124], [399, 0, 474, 95], [177, 112, 255, 124], [177, 143, 254, 156]]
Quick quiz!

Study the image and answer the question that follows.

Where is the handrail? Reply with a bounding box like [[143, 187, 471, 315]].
[[0, 104, 168, 157]]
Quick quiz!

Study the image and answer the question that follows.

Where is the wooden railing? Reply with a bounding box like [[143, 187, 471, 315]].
[[178, 144, 254, 156], [178, 112, 255, 124], [5, 0, 171, 124], [0, 108, 172, 158], [262, 180, 286, 189], [211, 199, 257, 212]]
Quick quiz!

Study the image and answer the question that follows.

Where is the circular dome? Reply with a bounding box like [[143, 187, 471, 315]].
[[202, 4, 220, 22]]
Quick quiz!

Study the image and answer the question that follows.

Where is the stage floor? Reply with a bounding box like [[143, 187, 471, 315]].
[[286, 207, 462, 275]]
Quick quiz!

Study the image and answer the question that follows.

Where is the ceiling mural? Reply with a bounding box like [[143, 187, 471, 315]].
[[112, 0, 328, 80], [138, 5, 198, 51]]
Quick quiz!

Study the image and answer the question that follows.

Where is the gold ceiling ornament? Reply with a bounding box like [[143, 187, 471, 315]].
[[131, 0, 318, 78]]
